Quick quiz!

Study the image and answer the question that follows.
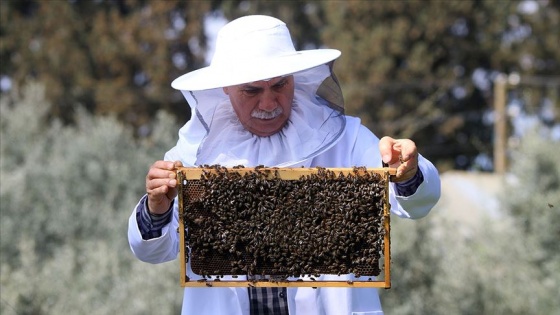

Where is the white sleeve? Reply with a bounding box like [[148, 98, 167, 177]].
[[389, 154, 441, 219], [352, 124, 441, 219], [127, 196, 180, 264]]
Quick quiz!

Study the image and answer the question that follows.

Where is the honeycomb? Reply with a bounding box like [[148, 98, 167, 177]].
[[178, 166, 391, 282]]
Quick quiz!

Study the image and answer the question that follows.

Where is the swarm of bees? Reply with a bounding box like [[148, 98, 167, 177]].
[[181, 165, 387, 279]]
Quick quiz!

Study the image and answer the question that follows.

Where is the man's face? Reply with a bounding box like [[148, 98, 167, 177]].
[[223, 76, 294, 137]]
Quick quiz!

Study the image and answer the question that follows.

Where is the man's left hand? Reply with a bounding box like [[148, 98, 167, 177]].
[[379, 136, 418, 182]]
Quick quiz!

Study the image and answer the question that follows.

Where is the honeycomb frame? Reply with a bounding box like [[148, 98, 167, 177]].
[[177, 166, 395, 288]]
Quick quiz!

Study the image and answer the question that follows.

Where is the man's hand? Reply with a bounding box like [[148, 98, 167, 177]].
[[146, 160, 183, 214], [379, 136, 418, 182]]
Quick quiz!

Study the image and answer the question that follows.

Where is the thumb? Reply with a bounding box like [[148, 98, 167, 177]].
[[167, 180, 179, 201], [379, 136, 396, 164]]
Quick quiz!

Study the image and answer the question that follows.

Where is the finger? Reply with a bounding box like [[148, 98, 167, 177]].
[[146, 178, 177, 191], [399, 158, 418, 176], [394, 139, 417, 162], [152, 160, 179, 171], [147, 180, 179, 201], [147, 160, 182, 180], [395, 165, 417, 182], [393, 141, 418, 180], [147, 167, 177, 181], [147, 183, 169, 199], [379, 136, 397, 164], [166, 184, 179, 200]]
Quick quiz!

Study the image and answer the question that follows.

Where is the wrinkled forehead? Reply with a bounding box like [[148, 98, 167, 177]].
[[261, 75, 288, 82], [243, 75, 291, 86], [225, 76, 292, 90]]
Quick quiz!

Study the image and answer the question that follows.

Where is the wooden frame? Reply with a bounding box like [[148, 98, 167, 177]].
[[177, 167, 395, 288]]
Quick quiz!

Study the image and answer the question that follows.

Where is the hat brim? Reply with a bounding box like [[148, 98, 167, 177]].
[[171, 49, 341, 91]]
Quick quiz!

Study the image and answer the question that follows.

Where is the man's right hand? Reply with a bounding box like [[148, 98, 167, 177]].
[[146, 160, 183, 215]]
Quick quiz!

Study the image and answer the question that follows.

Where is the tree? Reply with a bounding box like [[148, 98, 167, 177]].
[[1, 0, 210, 128], [501, 126, 560, 312], [1, 0, 558, 168], [317, 0, 559, 170], [0, 82, 183, 314]]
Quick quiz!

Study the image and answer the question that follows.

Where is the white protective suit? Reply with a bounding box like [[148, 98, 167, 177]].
[[128, 65, 441, 315]]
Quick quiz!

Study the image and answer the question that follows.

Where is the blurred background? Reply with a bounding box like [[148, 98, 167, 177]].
[[1, 1, 558, 314]]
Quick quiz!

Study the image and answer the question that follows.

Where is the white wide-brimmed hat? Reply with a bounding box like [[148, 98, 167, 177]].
[[171, 15, 341, 91]]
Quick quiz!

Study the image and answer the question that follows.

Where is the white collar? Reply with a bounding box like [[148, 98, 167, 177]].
[[195, 96, 345, 167]]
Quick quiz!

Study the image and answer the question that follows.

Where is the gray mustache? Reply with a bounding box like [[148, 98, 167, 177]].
[[251, 107, 283, 119]]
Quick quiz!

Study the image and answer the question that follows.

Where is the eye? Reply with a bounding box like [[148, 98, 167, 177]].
[[241, 87, 260, 97], [273, 79, 289, 90]]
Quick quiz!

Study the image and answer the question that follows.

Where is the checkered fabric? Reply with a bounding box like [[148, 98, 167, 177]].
[[248, 286, 289, 315]]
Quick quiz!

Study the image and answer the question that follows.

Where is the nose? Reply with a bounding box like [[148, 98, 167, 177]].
[[258, 89, 278, 112]]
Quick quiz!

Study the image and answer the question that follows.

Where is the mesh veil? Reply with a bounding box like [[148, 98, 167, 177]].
[[167, 63, 346, 168]]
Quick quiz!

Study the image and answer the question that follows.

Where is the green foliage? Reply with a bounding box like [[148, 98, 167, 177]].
[[0, 82, 182, 314], [502, 127, 560, 310], [381, 129, 560, 315], [383, 212, 552, 314]]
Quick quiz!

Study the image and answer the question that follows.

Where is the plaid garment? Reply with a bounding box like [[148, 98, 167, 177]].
[[248, 286, 289, 315], [137, 195, 174, 240]]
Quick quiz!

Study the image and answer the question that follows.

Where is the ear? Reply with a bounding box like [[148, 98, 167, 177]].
[[222, 87, 230, 95]]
